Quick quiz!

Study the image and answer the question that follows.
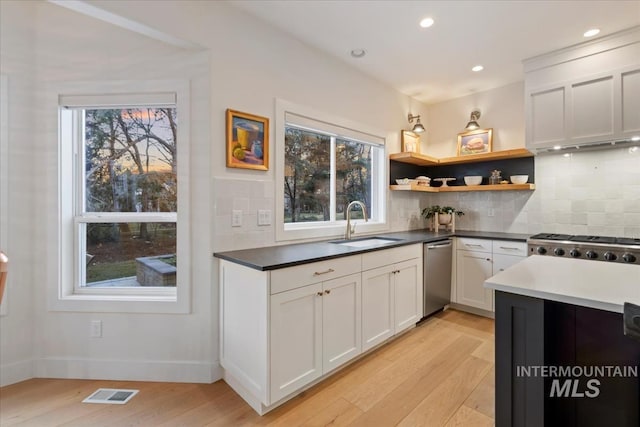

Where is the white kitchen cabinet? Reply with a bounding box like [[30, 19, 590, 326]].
[[456, 249, 494, 311], [524, 28, 640, 151], [493, 254, 525, 274], [322, 273, 362, 373], [270, 282, 323, 402], [394, 258, 422, 333], [361, 244, 422, 351], [270, 272, 362, 402], [219, 243, 422, 415], [455, 239, 527, 314], [361, 264, 395, 351]]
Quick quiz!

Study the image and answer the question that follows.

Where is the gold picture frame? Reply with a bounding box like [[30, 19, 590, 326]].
[[226, 109, 269, 171], [401, 130, 420, 153], [457, 128, 493, 156]]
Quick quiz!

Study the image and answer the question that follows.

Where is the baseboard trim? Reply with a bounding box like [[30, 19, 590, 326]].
[[0, 358, 35, 387], [34, 357, 222, 384], [450, 303, 495, 319]]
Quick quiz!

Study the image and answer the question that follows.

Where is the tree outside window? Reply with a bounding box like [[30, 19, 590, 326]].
[[284, 127, 374, 225], [79, 107, 177, 287]]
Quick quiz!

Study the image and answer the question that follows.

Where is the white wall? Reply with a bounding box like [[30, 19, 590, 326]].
[[0, 0, 37, 386], [0, 0, 428, 385], [87, 0, 429, 251], [0, 0, 213, 385], [426, 82, 525, 158]]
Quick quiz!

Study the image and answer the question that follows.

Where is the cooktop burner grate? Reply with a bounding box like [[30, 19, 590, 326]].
[[528, 233, 572, 241], [569, 235, 617, 244], [616, 237, 640, 246]]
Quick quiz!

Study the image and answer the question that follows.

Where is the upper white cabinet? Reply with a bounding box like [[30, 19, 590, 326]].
[[524, 27, 640, 151]]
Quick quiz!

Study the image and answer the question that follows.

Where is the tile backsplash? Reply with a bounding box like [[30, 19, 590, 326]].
[[418, 146, 640, 237], [214, 146, 640, 251]]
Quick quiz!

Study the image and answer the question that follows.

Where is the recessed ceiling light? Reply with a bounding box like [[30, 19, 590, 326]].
[[583, 28, 600, 38], [471, 65, 484, 72], [419, 17, 434, 28], [350, 48, 366, 58]]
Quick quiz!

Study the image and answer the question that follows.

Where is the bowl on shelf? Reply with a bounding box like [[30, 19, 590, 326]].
[[510, 175, 529, 184], [395, 178, 410, 185], [415, 176, 431, 186], [463, 176, 482, 186]]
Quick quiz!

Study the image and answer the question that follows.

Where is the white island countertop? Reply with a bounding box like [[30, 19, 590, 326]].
[[484, 255, 640, 313]]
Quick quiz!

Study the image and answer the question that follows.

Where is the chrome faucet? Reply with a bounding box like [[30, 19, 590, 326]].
[[345, 201, 368, 240]]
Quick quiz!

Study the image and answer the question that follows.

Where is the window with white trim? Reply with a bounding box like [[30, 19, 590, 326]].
[[57, 83, 189, 312], [276, 101, 387, 241]]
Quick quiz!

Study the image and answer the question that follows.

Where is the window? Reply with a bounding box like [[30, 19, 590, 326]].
[[55, 81, 189, 313], [276, 100, 387, 241], [69, 107, 177, 289]]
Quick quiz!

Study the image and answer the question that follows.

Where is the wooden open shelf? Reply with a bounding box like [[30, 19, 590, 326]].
[[390, 183, 535, 193], [389, 148, 533, 166], [388, 152, 439, 166]]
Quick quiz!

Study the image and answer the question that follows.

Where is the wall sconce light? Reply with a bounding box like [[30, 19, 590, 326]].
[[465, 110, 481, 130], [407, 113, 425, 133]]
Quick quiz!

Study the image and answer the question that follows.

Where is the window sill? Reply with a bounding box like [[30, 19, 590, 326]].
[[278, 221, 389, 243], [48, 290, 189, 314]]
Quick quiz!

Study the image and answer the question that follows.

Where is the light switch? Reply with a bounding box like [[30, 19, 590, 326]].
[[232, 210, 242, 227], [258, 209, 272, 226]]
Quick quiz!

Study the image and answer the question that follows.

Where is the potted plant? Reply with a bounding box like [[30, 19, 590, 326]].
[[421, 205, 465, 225]]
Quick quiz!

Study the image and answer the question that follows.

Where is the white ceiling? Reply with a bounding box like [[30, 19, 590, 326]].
[[230, 0, 640, 105]]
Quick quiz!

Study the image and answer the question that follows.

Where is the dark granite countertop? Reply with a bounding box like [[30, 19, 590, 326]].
[[213, 230, 529, 271]]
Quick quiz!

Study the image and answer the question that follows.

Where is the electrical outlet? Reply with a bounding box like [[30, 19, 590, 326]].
[[232, 210, 242, 227], [258, 209, 272, 226], [90, 320, 102, 338], [488, 208, 495, 217]]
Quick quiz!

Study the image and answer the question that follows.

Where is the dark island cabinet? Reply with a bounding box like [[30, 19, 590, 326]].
[[494, 291, 640, 427]]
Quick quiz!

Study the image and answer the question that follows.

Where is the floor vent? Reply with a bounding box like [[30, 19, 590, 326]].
[[82, 388, 139, 405]]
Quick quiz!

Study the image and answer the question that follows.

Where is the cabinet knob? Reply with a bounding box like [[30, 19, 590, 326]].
[[317, 292, 323, 296], [324, 289, 331, 295]]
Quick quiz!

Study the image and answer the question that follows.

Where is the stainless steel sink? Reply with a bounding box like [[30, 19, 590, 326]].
[[330, 237, 402, 248]]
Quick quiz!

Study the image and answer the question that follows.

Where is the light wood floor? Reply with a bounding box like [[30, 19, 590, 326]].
[[0, 309, 495, 427]]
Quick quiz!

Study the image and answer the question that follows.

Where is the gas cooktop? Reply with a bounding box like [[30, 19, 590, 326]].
[[529, 233, 636, 245], [528, 233, 640, 264]]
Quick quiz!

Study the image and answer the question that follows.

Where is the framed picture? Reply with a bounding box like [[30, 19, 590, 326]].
[[457, 128, 493, 156], [401, 130, 420, 153], [226, 109, 269, 170]]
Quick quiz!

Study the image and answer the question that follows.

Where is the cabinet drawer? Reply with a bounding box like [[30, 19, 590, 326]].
[[457, 238, 492, 253], [270, 255, 361, 294], [492, 240, 527, 256], [362, 243, 421, 271]]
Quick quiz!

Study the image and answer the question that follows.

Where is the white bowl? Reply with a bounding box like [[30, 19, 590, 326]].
[[510, 175, 529, 184], [395, 178, 410, 185], [415, 176, 431, 186], [464, 176, 482, 186]]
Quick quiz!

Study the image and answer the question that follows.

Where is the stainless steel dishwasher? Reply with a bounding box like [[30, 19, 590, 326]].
[[423, 239, 453, 318]]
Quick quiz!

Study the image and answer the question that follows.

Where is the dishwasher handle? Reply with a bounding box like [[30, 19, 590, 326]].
[[426, 240, 452, 249]]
